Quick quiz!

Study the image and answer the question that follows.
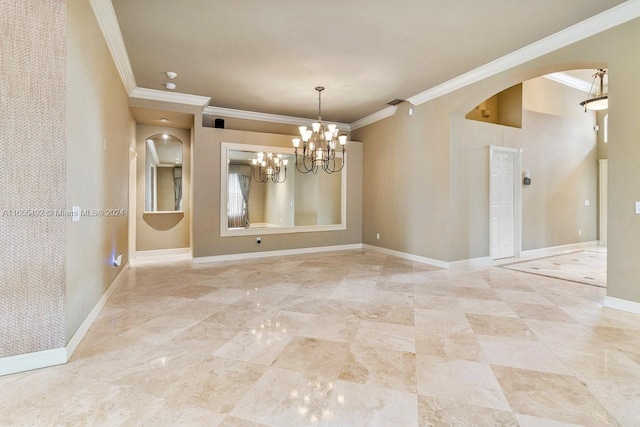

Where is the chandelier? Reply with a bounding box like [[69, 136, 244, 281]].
[[251, 152, 287, 183], [292, 87, 346, 174], [580, 69, 608, 111]]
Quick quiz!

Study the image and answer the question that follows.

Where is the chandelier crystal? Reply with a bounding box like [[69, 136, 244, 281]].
[[292, 87, 346, 174], [580, 69, 608, 111], [251, 151, 287, 183]]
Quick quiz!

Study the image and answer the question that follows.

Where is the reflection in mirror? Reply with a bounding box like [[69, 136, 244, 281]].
[[222, 144, 345, 235], [145, 134, 183, 212]]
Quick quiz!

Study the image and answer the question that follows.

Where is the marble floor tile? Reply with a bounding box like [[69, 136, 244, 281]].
[[466, 314, 538, 340], [416, 356, 510, 411], [418, 395, 518, 427], [492, 365, 618, 426], [324, 379, 419, 426], [298, 313, 361, 342], [457, 298, 518, 317], [5, 247, 638, 425], [339, 343, 417, 393], [415, 330, 484, 362], [507, 302, 578, 323], [213, 329, 293, 366], [354, 320, 416, 352], [273, 337, 351, 377], [477, 336, 569, 374], [229, 367, 336, 426]]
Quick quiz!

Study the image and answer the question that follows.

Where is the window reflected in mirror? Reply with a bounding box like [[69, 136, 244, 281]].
[[222, 145, 345, 234], [145, 134, 183, 212]]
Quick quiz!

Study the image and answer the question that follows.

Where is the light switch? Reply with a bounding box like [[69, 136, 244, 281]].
[[636, 202, 640, 215], [72, 206, 80, 222], [584, 200, 590, 207]]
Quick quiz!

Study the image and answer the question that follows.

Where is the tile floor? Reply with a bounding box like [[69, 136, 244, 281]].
[[1, 249, 640, 426]]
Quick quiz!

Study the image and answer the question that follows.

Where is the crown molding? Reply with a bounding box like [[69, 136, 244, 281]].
[[131, 87, 211, 107], [543, 72, 592, 93], [349, 106, 398, 131], [405, 0, 640, 107], [88, 0, 136, 95], [203, 106, 351, 131]]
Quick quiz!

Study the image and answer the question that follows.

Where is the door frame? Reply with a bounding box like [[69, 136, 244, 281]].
[[489, 145, 523, 259], [599, 159, 608, 246], [128, 146, 137, 262]]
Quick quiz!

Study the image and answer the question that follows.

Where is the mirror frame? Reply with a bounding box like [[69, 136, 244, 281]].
[[143, 133, 184, 214], [220, 142, 347, 237]]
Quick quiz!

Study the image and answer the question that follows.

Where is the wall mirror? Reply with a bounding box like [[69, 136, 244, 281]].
[[220, 142, 346, 236], [145, 134, 183, 212]]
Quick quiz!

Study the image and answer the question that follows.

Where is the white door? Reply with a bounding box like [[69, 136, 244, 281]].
[[599, 159, 608, 246], [491, 149, 516, 259]]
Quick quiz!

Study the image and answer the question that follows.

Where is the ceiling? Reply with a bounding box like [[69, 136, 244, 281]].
[[112, 0, 624, 123]]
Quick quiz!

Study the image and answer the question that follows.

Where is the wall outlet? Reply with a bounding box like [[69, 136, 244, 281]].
[[578, 229, 582, 236], [584, 200, 590, 207], [72, 206, 80, 222], [636, 202, 640, 215], [376, 233, 380, 240]]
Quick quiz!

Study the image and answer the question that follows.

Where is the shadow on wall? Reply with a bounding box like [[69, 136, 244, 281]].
[[142, 212, 184, 231]]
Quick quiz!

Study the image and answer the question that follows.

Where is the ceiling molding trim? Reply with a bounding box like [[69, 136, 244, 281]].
[[88, 0, 137, 95], [543, 72, 592, 93], [349, 106, 398, 131], [203, 106, 351, 131], [406, 0, 640, 107], [131, 88, 211, 107]]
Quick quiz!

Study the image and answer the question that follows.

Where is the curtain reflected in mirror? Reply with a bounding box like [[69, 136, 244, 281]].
[[226, 148, 343, 231], [145, 134, 183, 212]]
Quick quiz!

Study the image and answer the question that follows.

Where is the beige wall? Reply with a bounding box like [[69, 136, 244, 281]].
[[354, 17, 640, 304], [596, 110, 609, 159], [1, 0, 67, 357], [65, 0, 134, 342], [249, 179, 266, 223], [136, 124, 191, 251], [192, 124, 362, 257], [265, 173, 295, 227]]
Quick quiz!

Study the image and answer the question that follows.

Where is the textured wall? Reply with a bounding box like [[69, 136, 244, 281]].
[[0, 0, 67, 357]]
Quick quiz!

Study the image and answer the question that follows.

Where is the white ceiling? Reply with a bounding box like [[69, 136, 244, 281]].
[[111, 0, 625, 123]]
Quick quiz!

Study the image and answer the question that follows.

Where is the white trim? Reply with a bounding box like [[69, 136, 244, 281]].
[[0, 348, 67, 377], [65, 263, 129, 359], [130, 87, 211, 108], [407, 1, 640, 106], [543, 72, 592, 93], [362, 244, 449, 269], [193, 244, 363, 264], [350, 106, 398, 131], [449, 257, 493, 269], [599, 159, 608, 246], [520, 240, 599, 258], [352, 0, 640, 130], [88, 0, 136, 95], [204, 106, 351, 131], [131, 248, 192, 267], [604, 296, 640, 315]]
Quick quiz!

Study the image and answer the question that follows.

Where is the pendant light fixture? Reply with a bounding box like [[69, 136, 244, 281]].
[[580, 69, 608, 111], [251, 152, 287, 183], [292, 87, 347, 174]]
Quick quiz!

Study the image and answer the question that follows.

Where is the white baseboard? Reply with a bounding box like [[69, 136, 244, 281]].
[[193, 243, 363, 264], [362, 244, 449, 269], [64, 263, 129, 360], [449, 256, 493, 269], [520, 241, 599, 259], [604, 296, 640, 315], [0, 347, 67, 377], [131, 248, 192, 267]]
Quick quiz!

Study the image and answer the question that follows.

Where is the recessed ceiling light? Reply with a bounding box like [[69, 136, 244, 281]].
[[166, 71, 177, 79], [162, 134, 168, 139], [165, 82, 176, 90], [160, 118, 169, 122]]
